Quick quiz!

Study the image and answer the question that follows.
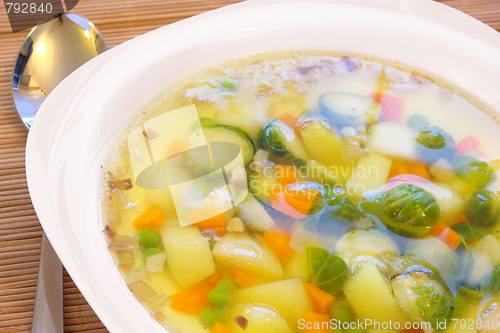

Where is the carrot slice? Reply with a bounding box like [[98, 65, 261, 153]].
[[278, 112, 298, 128], [299, 312, 330, 333], [187, 209, 227, 236], [456, 135, 480, 156], [169, 281, 212, 314], [303, 282, 335, 314], [388, 164, 410, 180], [408, 163, 432, 180], [263, 227, 294, 262], [205, 270, 223, 287], [269, 187, 319, 219], [278, 165, 298, 187], [231, 269, 255, 288], [389, 163, 431, 181], [211, 323, 233, 333], [166, 138, 188, 157], [432, 222, 462, 250], [132, 205, 165, 229]]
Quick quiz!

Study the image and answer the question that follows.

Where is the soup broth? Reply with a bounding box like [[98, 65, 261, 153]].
[[102, 52, 500, 333]]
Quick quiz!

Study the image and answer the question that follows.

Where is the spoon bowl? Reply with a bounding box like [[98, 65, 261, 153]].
[[12, 12, 107, 128]]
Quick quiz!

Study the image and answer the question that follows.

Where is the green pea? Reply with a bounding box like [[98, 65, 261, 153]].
[[137, 228, 161, 250], [407, 114, 429, 129], [221, 79, 237, 90], [455, 294, 468, 316], [200, 307, 228, 327], [216, 277, 239, 292], [207, 286, 231, 308], [331, 306, 354, 324], [144, 247, 163, 258]]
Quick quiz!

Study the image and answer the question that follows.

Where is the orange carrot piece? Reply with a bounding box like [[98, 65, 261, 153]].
[[231, 269, 255, 288], [166, 138, 188, 157], [456, 135, 480, 156], [132, 205, 165, 229], [299, 312, 330, 333], [263, 227, 295, 262], [205, 270, 223, 287], [408, 163, 432, 180], [269, 187, 319, 219], [389, 163, 431, 181], [278, 165, 298, 187], [169, 281, 212, 315], [283, 188, 319, 215], [388, 164, 410, 180], [187, 209, 227, 236], [432, 222, 462, 250], [211, 323, 233, 333], [303, 282, 335, 314], [278, 112, 298, 128], [400, 329, 425, 333]]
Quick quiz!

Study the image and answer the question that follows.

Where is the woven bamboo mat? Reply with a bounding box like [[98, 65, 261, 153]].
[[0, 0, 499, 332]]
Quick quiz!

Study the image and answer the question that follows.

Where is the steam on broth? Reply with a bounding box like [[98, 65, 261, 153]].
[[101, 51, 500, 333]]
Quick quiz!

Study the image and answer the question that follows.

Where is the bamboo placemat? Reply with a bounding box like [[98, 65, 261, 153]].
[[0, 0, 499, 332]]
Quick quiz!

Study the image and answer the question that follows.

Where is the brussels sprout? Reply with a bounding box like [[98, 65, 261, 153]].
[[392, 265, 455, 332], [415, 126, 455, 164], [404, 238, 460, 277], [357, 192, 384, 218], [325, 188, 359, 221], [450, 221, 493, 244], [465, 189, 500, 228], [308, 247, 349, 295], [382, 184, 440, 238], [454, 155, 495, 188], [258, 119, 309, 166], [460, 234, 500, 298]]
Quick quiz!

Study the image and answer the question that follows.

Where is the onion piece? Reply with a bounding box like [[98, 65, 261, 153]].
[[129, 280, 157, 301], [146, 252, 167, 274], [146, 294, 170, 310], [108, 234, 139, 251]]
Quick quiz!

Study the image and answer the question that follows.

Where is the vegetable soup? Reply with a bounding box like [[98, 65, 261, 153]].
[[101, 52, 500, 333]]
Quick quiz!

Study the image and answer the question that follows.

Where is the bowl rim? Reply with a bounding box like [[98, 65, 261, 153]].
[[25, 0, 500, 332]]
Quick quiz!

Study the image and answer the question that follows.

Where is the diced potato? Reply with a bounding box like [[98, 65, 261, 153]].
[[160, 225, 216, 288], [435, 183, 464, 225], [231, 278, 314, 327], [366, 122, 418, 161], [343, 262, 410, 327], [283, 250, 310, 281], [447, 176, 476, 198], [301, 120, 343, 167], [345, 153, 392, 201], [212, 232, 283, 282], [228, 303, 293, 333]]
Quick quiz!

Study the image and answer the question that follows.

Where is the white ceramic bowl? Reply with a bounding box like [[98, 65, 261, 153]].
[[26, 0, 500, 331]]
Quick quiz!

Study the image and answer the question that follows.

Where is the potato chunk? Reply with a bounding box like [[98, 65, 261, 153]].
[[231, 278, 313, 327], [229, 303, 293, 333], [160, 225, 215, 289], [212, 232, 283, 282], [343, 261, 409, 327]]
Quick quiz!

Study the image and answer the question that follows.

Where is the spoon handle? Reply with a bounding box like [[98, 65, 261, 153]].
[[31, 233, 63, 333]]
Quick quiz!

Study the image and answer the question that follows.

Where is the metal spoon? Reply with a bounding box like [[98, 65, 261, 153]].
[[11, 12, 108, 332]]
